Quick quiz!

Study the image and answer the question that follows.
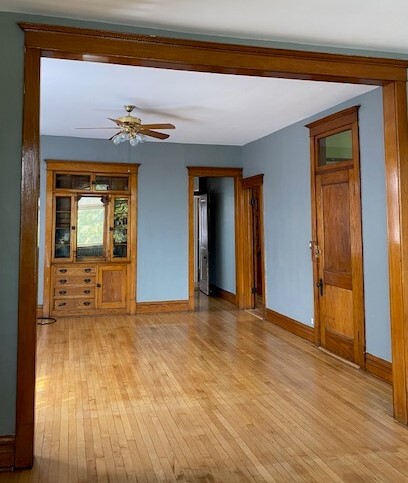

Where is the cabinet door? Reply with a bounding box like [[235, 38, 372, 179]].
[[109, 196, 130, 260], [96, 265, 127, 309], [53, 195, 75, 262]]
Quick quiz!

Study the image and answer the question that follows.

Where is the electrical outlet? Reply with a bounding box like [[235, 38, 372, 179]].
[[310, 317, 314, 326]]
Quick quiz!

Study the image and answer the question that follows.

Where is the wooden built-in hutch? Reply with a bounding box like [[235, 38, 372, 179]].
[[43, 161, 138, 317]]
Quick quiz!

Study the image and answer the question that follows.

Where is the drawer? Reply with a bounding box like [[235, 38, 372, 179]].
[[54, 266, 96, 276], [54, 275, 96, 286], [54, 286, 95, 298], [53, 298, 95, 311]]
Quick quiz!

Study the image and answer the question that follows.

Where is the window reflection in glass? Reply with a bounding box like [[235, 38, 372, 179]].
[[76, 196, 105, 258], [318, 130, 352, 166], [113, 198, 128, 258]]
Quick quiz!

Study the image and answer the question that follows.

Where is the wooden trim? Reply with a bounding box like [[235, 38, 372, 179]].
[[45, 160, 140, 173], [365, 353, 393, 384], [306, 105, 359, 134], [36, 305, 43, 318], [15, 47, 40, 470], [187, 167, 243, 310], [187, 167, 243, 178], [265, 309, 315, 343], [241, 174, 264, 189], [307, 106, 366, 369], [15, 20, 408, 469], [136, 300, 189, 314], [0, 436, 15, 471], [20, 23, 408, 84], [383, 81, 408, 423], [210, 284, 237, 305]]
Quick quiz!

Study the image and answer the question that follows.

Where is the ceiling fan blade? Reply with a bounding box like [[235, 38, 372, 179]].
[[76, 127, 119, 130], [139, 123, 175, 130], [142, 130, 170, 140], [108, 117, 123, 126], [109, 132, 122, 141]]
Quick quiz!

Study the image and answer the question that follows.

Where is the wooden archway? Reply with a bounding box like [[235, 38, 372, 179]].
[[16, 22, 408, 467]]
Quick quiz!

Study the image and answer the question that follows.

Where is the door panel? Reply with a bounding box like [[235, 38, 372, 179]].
[[308, 108, 365, 367], [317, 170, 355, 361], [199, 194, 210, 295]]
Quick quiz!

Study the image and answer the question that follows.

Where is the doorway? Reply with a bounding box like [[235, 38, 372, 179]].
[[14, 24, 408, 468], [188, 167, 243, 310], [307, 107, 365, 367]]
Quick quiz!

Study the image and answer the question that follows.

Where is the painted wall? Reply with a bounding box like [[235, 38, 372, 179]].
[[0, 9, 403, 435], [242, 87, 391, 361], [207, 177, 236, 294], [40, 136, 241, 304]]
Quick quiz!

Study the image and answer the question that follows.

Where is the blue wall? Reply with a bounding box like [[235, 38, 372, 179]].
[[242, 87, 391, 361], [208, 177, 236, 294], [40, 136, 241, 303]]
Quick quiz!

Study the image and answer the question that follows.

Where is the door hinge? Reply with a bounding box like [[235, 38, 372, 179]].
[[250, 198, 257, 207], [252, 287, 258, 294]]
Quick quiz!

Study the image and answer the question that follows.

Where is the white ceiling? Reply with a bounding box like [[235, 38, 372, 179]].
[[41, 58, 375, 146], [2, 0, 408, 53]]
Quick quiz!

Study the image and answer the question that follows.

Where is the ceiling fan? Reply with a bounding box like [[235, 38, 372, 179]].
[[78, 105, 175, 146]]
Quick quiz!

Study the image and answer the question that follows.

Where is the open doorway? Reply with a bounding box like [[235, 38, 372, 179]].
[[14, 24, 408, 468], [188, 167, 243, 310], [194, 176, 237, 306]]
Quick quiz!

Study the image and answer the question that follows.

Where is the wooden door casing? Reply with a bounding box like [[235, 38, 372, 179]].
[[307, 107, 365, 367]]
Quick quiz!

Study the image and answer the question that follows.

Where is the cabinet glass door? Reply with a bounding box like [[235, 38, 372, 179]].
[[112, 197, 129, 258], [76, 196, 106, 259], [54, 196, 72, 259]]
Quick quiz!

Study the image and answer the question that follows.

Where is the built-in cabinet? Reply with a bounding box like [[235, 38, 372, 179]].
[[43, 161, 138, 316]]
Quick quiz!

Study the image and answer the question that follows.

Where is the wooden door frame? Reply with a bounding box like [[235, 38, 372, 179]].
[[307, 107, 365, 367], [15, 22, 408, 468], [187, 167, 243, 310], [242, 175, 265, 310]]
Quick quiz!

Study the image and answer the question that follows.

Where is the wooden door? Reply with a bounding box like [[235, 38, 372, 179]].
[[199, 194, 210, 295], [307, 107, 365, 366], [96, 264, 127, 309], [251, 186, 263, 305]]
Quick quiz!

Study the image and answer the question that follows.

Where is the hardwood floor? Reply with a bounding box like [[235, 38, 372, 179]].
[[2, 295, 408, 482]]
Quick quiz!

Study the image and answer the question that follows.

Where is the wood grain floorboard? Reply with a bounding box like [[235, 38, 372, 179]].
[[1, 295, 408, 482]]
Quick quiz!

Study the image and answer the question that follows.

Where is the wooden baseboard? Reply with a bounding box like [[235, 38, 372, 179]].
[[136, 300, 189, 314], [0, 436, 15, 471], [365, 353, 392, 384], [37, 305, 43, 318], [265, 309, 314, 343], [210, 284, 237, 305]]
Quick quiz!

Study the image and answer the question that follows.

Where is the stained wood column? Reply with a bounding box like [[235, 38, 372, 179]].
[[15, 47, 41, 468], [383, 80, 408, 424]]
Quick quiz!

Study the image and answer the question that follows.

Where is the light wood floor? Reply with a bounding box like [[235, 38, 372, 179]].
[[2, 295, 408, 482]]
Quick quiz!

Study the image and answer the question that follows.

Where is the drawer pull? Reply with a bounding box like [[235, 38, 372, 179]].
[[83, 302, 91, 306], [59, 279, 67, 284], [84, 268, 92, 273], [59, 290, 67, 295], [84, 278, 91, 283], [84, 290, 91, 294], [58, 302, 66, 307], [59, 268, 67, 273]]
